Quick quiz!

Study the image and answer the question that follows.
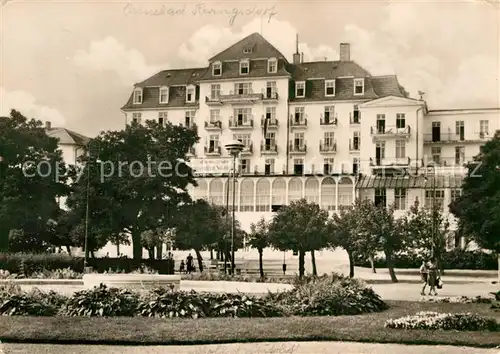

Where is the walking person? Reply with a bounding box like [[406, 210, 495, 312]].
[[186, 253, 194, 274], [419, 259, 429, 295], [427, 259, 440, 296]]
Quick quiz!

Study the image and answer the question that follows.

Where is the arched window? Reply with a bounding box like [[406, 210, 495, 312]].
[[193, 179, 208, 201], [256, 178, 270, 212], [288, 178, 302, 204], [304, 177, 319, 204], [271, 178, 286, 209], [208, 179, 223, 205], [133, 88, 143, 104], [321, 177, 336, 211], [338, 177, 353, 210], [159, 86, 169, 103], [239, 179, 254, 212]]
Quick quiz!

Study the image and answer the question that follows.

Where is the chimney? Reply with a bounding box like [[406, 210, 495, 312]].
[[339, 43, 350, 61], [301, 52, 304, 63], [293, 33, 301, 64], [45, 121, 51, 129]]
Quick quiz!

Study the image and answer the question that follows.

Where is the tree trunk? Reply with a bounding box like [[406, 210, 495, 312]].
[[311, 250, 317, 276], [298, 249, 305, 279], [497, 252, 500, 283], [384, 250, 398, 283], [131, 230, 142, 260], [116, 243, 120, 257], [347, 250, 354, 278], [195, 249, 204, 272], [210, 249, 213, 260], [90, 250, 95, 258], [65, 245, 72, 255], [258, 248, 264, 279], [369, 255, 376, 273], [156, 243, 163, 260], [148, 247, 155, 260]]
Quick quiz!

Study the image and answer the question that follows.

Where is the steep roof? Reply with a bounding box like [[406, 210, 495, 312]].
[[135, 68, 207, 87], [45, 127, 90, 146], [209, 32, 288, 62], [287, 60, 371, 80]]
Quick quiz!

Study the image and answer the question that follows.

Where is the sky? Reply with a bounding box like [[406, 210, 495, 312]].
[[1, 0, 499, 138]]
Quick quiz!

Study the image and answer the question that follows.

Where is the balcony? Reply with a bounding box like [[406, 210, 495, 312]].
[[349, 139, 360, 152], [204, 120, 222, 131], [205, 96, 222, 106], [204, 146, 221, 156], [228, 116, 254, 130], [289, 114, 308, 128], [319, 141, 337, 154], [289, 143, 307, 155], [260, 142, 278, 155], [240, 143, 253, 156], [261, 90, 279, 102], [349, 112, 361, 124], [370, 125, 411, 139], [219, 90, 263, 104], [423, 132, 490, 144], [370, 157, 411, 167], [261, 115, 278, 130], [320, 113, 338, 126], [186, 146, 196, 156]]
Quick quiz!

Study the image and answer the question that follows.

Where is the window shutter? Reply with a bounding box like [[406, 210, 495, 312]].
[[289, 80, 296, 99], [306, 80, 313, 98], [195, 86, 200, 101]]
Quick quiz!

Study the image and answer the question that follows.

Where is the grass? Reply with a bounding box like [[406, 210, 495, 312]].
[[0, 301, 498, 348]]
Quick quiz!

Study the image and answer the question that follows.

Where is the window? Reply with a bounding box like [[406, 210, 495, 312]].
[[239, 159, 250, 174], [186, 86, 195, 102], [233, 133, 251, 148], [293, 132, 304, 148], [185, 110, 195, 128], [352, 105, 360, 123], [352, 131, 360, 150], [396, 113, 406, 129], [354, 78, 364, 95], [133, 88, 143, 104], [376, 114, 386, 133], [158, 112, 168, 125], [455, 121, 465, 140], [132, 112, 141, 124], [431, 147, 441, 164], [234, 82, 252, 95], [352, 158, 359, 174], [265, 106, 276, 121], [324, 158, 334, 175], [296, 81, 305, 97], [256, 180, 270, 212], [323, 105, 335, 123], [374, 188, 386, 207], [294, 107, 305, 123], [209, 109, 220, 123], [240, 60, 249, 75], [451, 189, 462, 202], [212, 62, 221, 76], [233, 108, 252, 125], [265, 159, 274, 175], [394, 188, 407, 210], [159, 86, 168, 103], [455, 146, 465, 165], [425, 190, 445, 209], [265, 132, 276, 150], [293, 158, 304, 175], [208, 135, 219, 153], [480, 120, 489, 137], [324, 131, 335, 147], [210, 84, 221, 99], [325, 80, 335, 96], [266, 81, 277, 98], [395, 140, 406, 159], [267, 58, 277, 73], [243, 47, 252, 54], [375, 141, 385, 159]]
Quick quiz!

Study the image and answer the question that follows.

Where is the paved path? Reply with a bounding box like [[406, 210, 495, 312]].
[[2, 342, 498, 354]]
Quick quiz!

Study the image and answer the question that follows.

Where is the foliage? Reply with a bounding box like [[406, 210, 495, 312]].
[[384, 311, 499, 331], [30, 267, 82, 279], [0, 110, 70, 252], [0, 288, 67, 316], [61, 284, 140, 317], [248, 217, 269, 278], [268, 199, 329, 278], [65, 120, 199, 259], [424, 295, 494, 304], [266, 273, 387, 316]]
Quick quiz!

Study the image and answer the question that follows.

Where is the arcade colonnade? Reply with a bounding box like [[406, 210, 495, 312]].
[[188, 176, 357, 212]]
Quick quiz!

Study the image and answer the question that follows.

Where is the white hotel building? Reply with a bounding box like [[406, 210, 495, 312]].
[[121, 33, 500, 249]]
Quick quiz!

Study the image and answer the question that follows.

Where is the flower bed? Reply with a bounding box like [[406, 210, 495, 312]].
[[385, 311, 499, 331]]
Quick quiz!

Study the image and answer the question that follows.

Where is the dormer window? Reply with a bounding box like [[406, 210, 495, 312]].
[[268, 58, 277, 73], [354, 78, 364, 95], [240, 60, 249, 75], [212, 62, 222, 76], [133, 88, 143, 104], [296, 81, 305, 98], [186, 85, 195, 103], [159, 86, 168, 104], [243, 47, 253, 54], [325, 80, 335, 96]]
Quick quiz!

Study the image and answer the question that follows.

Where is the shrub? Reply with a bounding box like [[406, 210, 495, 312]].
[[0, 288, 67, 316], [60, 284, 140, 317], [31, 267, 82, 279], [425, 295, 493, 304], [385, 311, 499, 331], [266, 273, 387, 316]]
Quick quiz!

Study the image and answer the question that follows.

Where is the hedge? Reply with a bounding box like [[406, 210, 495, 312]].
[[354, 249, 498, 270], [0, 253, 175, 276]]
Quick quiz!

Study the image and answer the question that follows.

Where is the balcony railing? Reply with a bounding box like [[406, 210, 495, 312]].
[[289, 114, 308, 127], [204, 120, 222, 130], [205, 96, 222, 106], [261, 90, 279, 101], [320, 113, 338, 126], [289, 143, 307, 154], [228, 116, 254, 129], [370, 125, 411, 138], [260, 142, 278, 154], [423, 132, 490, 143], [219, 90, 263, 104], [204, 146, 221, 155], [261, 115, 278, 128], [180, 122, 197, 132], [240, 143, 253, 155], [349, 112, 361, 124], [349, 139, 360, 151], [370, 157, 411, 166], [319, 141, 337, 153]]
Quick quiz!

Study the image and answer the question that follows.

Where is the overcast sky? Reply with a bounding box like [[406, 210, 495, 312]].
[[1, 0, 498, 137]]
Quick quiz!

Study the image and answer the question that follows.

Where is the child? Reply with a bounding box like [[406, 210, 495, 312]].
[[419, 259, 428, 295]]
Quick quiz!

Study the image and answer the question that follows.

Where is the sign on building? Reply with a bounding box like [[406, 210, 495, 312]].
[[189, 158, 233, 176]]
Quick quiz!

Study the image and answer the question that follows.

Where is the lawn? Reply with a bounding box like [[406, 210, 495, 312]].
[[0, 301, 498, 348]]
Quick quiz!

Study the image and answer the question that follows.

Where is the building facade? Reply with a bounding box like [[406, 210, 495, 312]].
[[122, 33, 500, 249]]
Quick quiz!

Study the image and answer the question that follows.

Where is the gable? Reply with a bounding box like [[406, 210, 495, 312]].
[[359, 96, 425, 109], [209, 33, 287, 62]]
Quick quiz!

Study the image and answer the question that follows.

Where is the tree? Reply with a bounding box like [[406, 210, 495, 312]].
[[451, 131, 500, 280], [268, 199, 329, 278], [248, 217, 269, 279], [0, 110, 69, 251], [141, 229, 168, 259], [65, 120, 198, 260]]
